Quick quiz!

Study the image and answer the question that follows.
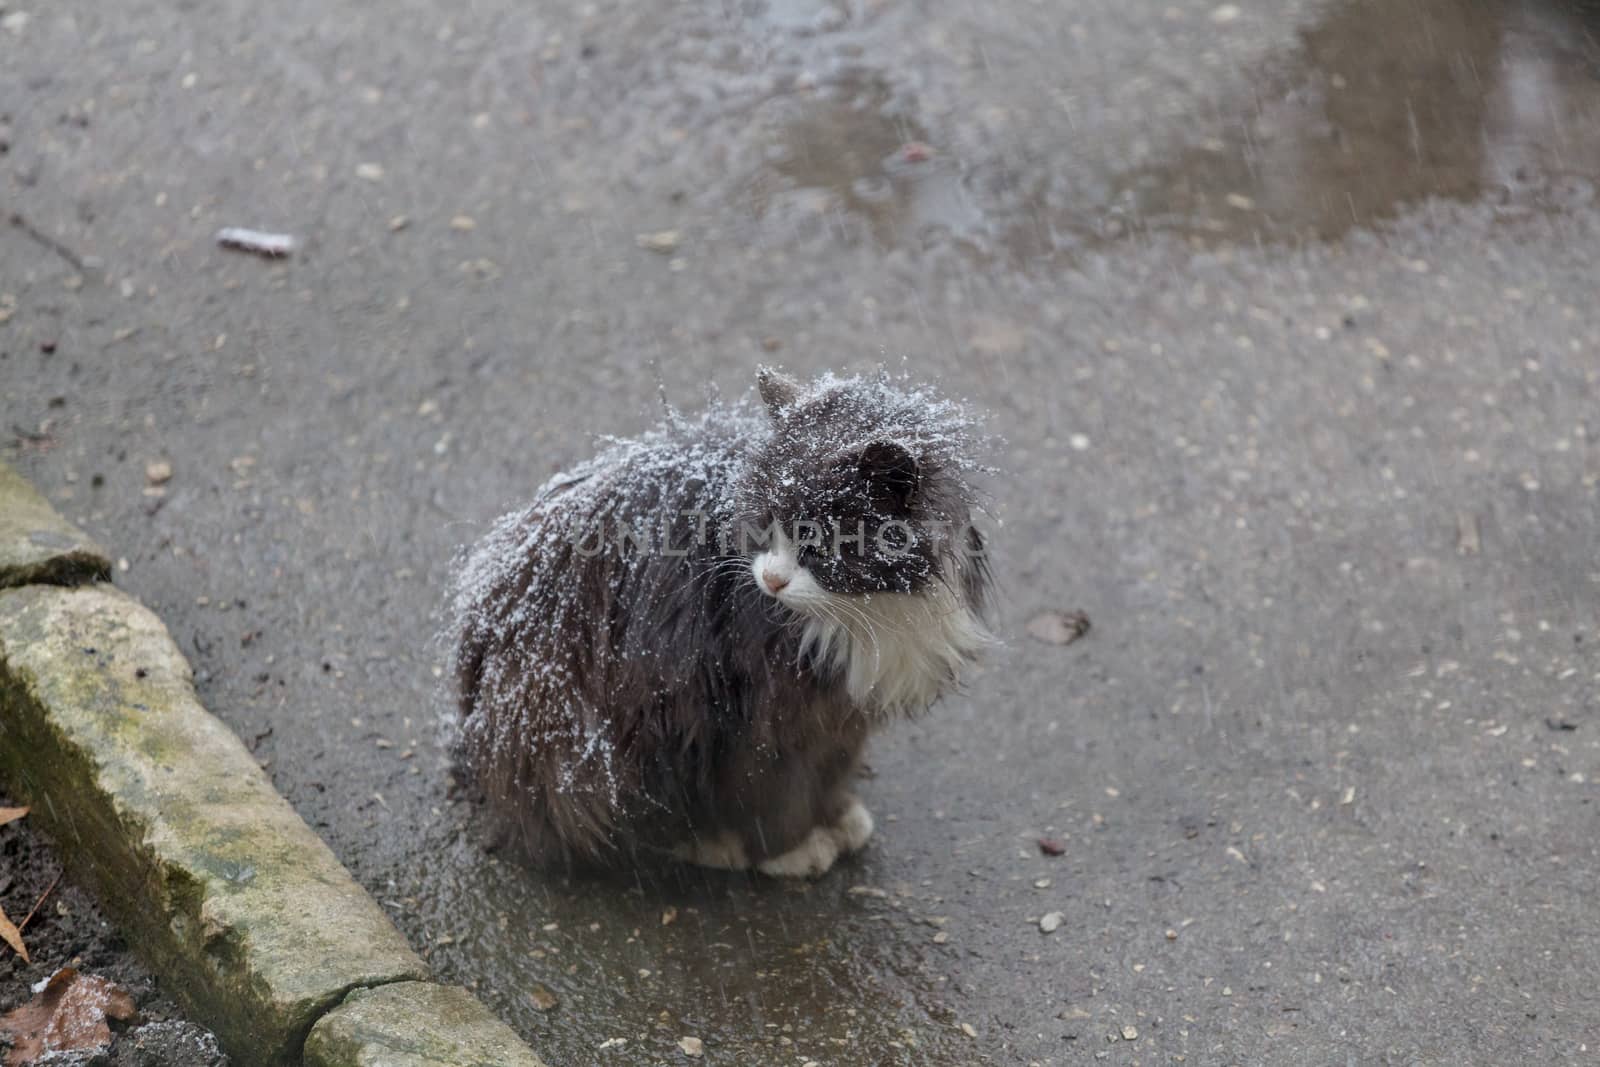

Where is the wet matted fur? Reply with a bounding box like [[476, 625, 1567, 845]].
[[449, 369, 993, 873]]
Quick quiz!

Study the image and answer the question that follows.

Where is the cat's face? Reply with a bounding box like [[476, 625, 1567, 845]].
[[733, 374, 951, 610]]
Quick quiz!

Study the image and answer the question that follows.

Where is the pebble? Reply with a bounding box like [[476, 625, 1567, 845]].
[[1121, 1025, 1139, 1041], [450, 215, 477, 231], [847, 885, 888, 898], [959, 1023, 978, 1038], [677, 1036, 704, 1057], [661, 906, 678, 926], [636, 230, 682, 254], [1039, 911, 1065, 934], [527, 984, 558, 1011], [145, 460, 173, 485], [1027, 612, 1090, 647]]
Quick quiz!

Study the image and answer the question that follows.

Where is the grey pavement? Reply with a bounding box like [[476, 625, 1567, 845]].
[[4, 0, 1600, 1062]]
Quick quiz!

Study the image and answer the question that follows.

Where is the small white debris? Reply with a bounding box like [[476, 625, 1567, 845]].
[[356, 162, 386, 181], [1456, 511, 1481, 555], [677, 1036, 704, 1057], [145, 460, 173, 485], [636, 229, 682, 254], [450, 215, 477, 231], [216, 228, 295, 258], [2, 11, 30, 34], [1033, 878, 1052, 889], [847, 885, 889, 898], [1210, 4, 1241, 22], [1039, 911, 1065, 934], [1225, 193, 1255, 210], [597, 1037, 627, 1050], [959, 1023, 978, 1038], [1068, 433, 1091, 451], [1121, 1025, 1139, 1041]]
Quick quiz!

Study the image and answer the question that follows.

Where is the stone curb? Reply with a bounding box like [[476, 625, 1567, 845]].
[[305, 983, 550, 1067], [0, 462, 548, 1067], [0, 460, 111, 588]]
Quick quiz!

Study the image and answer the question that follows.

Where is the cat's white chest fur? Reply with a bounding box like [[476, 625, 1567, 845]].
[[797, 581, 990, 711]]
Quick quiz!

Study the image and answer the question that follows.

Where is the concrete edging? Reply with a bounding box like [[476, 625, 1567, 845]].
[[0, 460, 548, 1067]]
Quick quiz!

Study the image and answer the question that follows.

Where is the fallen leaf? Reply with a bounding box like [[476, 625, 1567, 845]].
[[0, 807, 29, 961], [527, 984, 558, 1011], [1, 968, 136, 1066], [1027, 610, 1091, 646], [0, 903, 26, 964]]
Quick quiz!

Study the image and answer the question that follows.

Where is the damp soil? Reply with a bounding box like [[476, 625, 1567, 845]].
[[0, 797, 227, 1066]]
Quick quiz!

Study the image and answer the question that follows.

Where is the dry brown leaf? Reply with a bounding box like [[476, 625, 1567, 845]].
[[0, 968, 137, 1066], [0, 903, 27, 964], [1, 807, 34, 962]]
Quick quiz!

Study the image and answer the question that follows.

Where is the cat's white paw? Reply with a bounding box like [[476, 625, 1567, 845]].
[[757, 826, 841, 879], [830, 800, 875, 854], [674, 831, 750, 871]]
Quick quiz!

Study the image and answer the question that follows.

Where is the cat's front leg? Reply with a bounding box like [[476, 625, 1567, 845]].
[[755, 824, 842, 878], [673, 830, 751, 871], [755, 798, 875, 879], [828, 797, 875, 855]]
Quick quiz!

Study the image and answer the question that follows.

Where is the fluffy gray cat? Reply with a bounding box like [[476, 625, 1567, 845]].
[[449, 369, 993, 877]]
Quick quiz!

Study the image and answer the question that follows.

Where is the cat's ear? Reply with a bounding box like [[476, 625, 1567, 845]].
[[856, 441, 920, 512], [757, 367, 803, 418]]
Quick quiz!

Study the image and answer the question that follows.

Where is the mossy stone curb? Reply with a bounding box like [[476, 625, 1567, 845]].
[[0, 460, 111, 587], [0, 583, 428, 1066], [305, 982, 550, 1067]]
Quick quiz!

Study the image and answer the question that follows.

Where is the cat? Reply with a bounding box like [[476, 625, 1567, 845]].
[[448, 368, 993, 877]]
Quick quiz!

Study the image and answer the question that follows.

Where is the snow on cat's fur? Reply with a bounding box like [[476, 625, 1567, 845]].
[[449, 369, 993, 875]]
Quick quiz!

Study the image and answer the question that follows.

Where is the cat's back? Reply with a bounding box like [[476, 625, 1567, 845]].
[[451, 401, 762, 720]]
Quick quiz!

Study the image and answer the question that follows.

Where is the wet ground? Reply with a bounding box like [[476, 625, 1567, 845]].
[[5, 0, 1600, 1062]]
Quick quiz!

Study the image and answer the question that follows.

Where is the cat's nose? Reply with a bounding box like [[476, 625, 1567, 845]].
[[762, 569, 790, 594]]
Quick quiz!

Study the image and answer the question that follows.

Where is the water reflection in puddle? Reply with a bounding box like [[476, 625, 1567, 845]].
[[752, 74, 989, 251], [1112, 0, 1600, 246], [754, 0, 1600, 260]]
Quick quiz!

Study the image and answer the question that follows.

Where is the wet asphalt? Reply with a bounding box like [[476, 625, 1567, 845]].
[[5, 0, 1600, 1063]]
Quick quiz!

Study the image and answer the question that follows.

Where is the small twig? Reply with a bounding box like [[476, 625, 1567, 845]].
[[19, 871, 62, 933], [9, 213, 87, 272]]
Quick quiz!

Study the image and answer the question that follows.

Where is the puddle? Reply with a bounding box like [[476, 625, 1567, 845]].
[[407, 826, 972, 1064], [750, 74, 989, 252], [1109, 0, 1600, 247], [751, 0, 1600, 259]]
